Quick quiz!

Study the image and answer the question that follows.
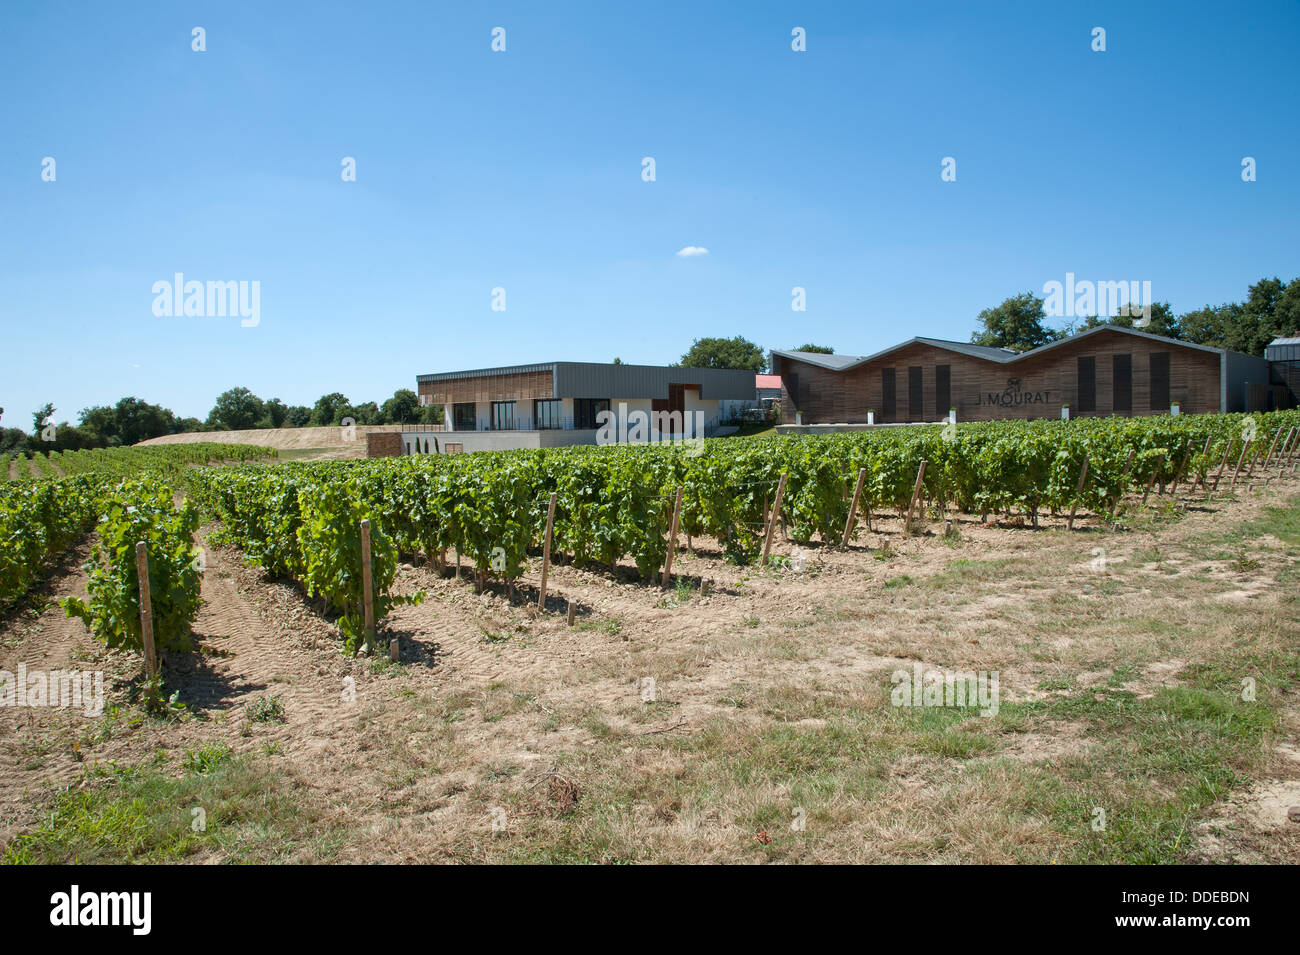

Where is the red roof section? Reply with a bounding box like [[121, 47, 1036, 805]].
[[755, 374, 782, 389]]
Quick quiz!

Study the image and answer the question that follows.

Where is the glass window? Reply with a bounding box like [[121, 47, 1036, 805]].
[[491, 401, 515, 430], [453, 402, 477, 430], [534, 399, 562, 430], [574, 398, 610, 430]]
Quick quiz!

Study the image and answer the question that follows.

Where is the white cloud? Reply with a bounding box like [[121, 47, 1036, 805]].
[[675, 246, 709, 257]]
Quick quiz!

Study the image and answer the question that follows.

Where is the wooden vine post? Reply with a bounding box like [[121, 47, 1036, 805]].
[[1111, 447, 1136, 511], [1230, 441, 1251, 486], [1169, 444, 1191, 496], [1276, 427, 1297, 471], [135, 541, 157, 680], [1246, 432, 1272, 479], [904, 460, 928, 535], [1281, 427, 1299, 474], [841, 468, 867, 547], [1261, 428, 1283, 470], [538, 492, 557, 610], [662, 486, 684, 587], [761, 473, 787, 565], [1211, 439, 1234, 492], [1067, 455, 1089, 531], [1142, 452, 1165, 505], [360, 519, 375, 652], [1191, 437, 1213, 491]]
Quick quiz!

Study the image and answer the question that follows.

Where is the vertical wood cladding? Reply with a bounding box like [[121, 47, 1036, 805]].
[[418, 370, 555, 408], [775, 330, 1223, 424]]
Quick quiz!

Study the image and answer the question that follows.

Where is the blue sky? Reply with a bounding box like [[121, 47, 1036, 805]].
[[1, 1, 1297, 422]]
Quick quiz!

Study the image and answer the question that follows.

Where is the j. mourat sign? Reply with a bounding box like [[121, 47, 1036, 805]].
[[974, 378, 1053, 408]]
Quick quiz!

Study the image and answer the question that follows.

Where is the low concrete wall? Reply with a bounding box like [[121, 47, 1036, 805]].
[[400, 429, 600, 454]]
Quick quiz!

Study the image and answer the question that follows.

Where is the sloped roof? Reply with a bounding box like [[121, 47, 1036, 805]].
[[768, 350, 864, 370], [772, 325, 1235, 374]]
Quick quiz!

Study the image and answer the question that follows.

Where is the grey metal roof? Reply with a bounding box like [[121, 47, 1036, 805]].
[[417, 363, 556, 383], [774, 326, 1242, 374], [914, 338, 1021, 362], [1268, 336, 1300, 346], [417, 361, 757, 400], [768, 350, 865, 371]]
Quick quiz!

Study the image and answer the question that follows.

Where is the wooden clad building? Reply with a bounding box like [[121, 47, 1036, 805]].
[[415, 361, 756, 435], [772, 326, 1275, 425]]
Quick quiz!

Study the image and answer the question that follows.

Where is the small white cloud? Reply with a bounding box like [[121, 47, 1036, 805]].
[[676, 245, 709, 257]]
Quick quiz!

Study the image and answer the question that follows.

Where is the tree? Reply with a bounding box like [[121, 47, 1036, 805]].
[[420, 403, 445, 425], [78, 405, 119, 445], [1074, 301, 1180, 339], [208, 388, 264, 432], [1179, 303, 1242, 351], [679, 336, 766, 371], [284, 405, 312, 428], [381, 389, 420, 425], [32, 403, 55, 434], [1176, 276, 1299, 356], [1239, 276, 1291, 356], [351, 401, 380, 425], [114, 396, 177, 445], [791, 343, 834, 354], [1276, 277, 1300, 338], [971, 293, 1056, 352], [1139, 301, 1180, 338], [263, 398, 288, 428], [311, 393, 351, 426]]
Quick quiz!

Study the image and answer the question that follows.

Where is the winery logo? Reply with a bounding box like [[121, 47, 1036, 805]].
[[975, 377, 1052, 408]]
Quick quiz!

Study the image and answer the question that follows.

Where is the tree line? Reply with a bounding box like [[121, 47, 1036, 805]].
[[972, 275, 1300, 355], [0, 388, 442, 455]]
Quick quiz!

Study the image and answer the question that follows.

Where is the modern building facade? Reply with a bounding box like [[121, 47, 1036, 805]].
[[772, 326, 1278, 426], [410, 361, 756, 450]]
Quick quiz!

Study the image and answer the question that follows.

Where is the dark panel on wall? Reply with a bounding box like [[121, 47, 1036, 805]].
[[882, 368, 896, 417], [908, 366, 923, 420], [936, 364, 950, 415], [1113, 353, 1132, 414], [1077, 356, 1096, 413], [1149, 352, 1170, 411]]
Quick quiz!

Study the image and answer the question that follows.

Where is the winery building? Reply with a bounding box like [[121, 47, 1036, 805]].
[[394, 360, 756, 453], [772, 326, 1280, 426]]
